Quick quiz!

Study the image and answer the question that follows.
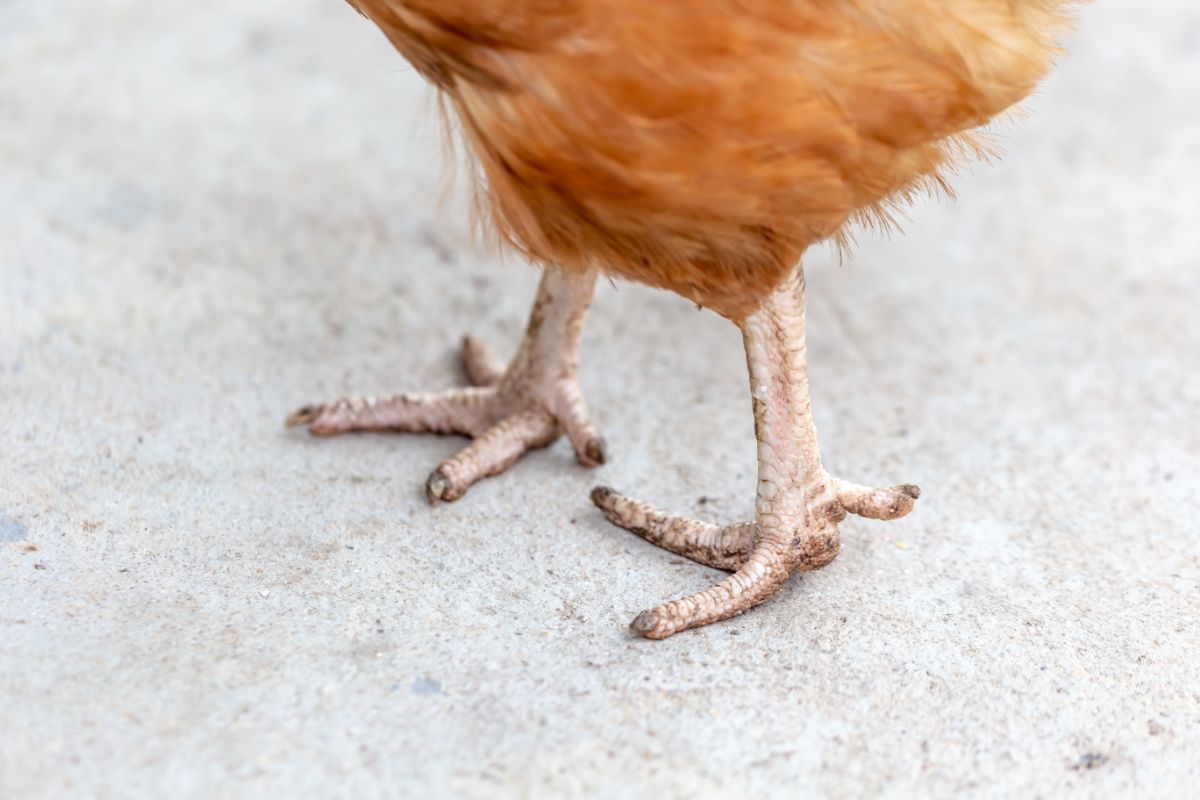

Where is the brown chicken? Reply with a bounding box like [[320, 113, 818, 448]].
[[289, 0, 1082, 638]]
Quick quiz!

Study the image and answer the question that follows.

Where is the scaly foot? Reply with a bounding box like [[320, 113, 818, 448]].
[[287, 269, 604, 502], [589, 267, 919, 639], [592, 479, 919, 638]]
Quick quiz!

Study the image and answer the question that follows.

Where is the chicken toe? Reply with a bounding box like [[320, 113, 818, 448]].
[[592, 267, 918, 638], [287, 268, 603, 502], [591, 487, 756, 571]]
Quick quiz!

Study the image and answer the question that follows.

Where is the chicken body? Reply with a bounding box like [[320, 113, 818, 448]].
[[293, 0, 1081, 637], [348, 0, 1075, 319]]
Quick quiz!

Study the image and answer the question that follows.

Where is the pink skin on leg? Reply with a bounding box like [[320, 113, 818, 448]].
[[593, 267, 919, 639], [287, 268, 605, 502]]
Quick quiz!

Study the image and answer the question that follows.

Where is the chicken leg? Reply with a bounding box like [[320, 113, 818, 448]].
[[592, 267, 919, 639], [287, 268, 605, 502]]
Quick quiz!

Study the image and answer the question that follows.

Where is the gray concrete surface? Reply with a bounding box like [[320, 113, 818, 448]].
[[2, 2, 1198, 797]]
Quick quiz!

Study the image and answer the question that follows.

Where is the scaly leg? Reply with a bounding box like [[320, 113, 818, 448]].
[[593, 267, 919, 639], [288, 268, 605, 502]]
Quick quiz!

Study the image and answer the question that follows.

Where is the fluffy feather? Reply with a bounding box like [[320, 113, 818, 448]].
[[348, 0, 1079, 319]]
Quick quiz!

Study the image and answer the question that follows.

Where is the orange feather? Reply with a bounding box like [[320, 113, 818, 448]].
[[348, 0, 1080, 320]]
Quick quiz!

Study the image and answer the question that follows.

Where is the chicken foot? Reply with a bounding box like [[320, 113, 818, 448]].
[[592, 267, 919, 639], [287, 268, 604, 502]]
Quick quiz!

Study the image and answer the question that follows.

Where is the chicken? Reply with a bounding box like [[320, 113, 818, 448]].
[[289, 0, 1082, 638]]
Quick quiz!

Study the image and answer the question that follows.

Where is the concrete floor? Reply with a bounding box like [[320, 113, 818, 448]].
[[2, 2, 1198, 798]]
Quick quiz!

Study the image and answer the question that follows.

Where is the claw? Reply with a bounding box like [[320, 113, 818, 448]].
[[285, 404, 324, 428], [582, 435, 608, 467], [590, 485, 616, 506], [629, 610, 662, 639], [425, 468, 454, 503]]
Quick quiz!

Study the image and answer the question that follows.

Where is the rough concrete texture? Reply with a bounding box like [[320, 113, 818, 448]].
[[2, 2, 1198, 798]]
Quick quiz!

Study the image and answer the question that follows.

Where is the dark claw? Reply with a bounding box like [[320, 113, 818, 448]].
[[285, 405, 323, 428], [629, 609, 661, 638], [582, 436, 608, 467], [425, 468, 456, 504]]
